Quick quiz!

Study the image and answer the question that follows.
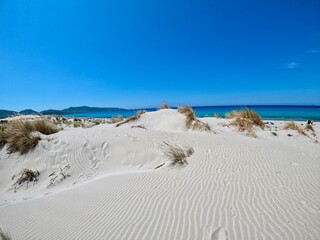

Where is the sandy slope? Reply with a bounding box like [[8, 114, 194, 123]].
[[0, 109, 319, 240]]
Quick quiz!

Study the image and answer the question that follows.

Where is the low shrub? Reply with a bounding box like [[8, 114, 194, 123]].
[[3, 119, 59, 154]]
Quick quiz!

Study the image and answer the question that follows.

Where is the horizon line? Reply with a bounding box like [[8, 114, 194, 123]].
[[2, 103, 320, 112]]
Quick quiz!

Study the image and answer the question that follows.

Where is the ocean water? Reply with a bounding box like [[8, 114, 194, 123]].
[[64, 105, 320, 122]]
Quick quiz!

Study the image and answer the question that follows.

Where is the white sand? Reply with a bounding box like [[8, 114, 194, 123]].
[[0, 109, 319, 239]]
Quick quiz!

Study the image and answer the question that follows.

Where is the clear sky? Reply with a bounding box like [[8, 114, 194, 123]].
[[1, 0, 320, 111]]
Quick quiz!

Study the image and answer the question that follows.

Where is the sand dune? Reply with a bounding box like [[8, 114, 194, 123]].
[[0, 109, 319, 239]]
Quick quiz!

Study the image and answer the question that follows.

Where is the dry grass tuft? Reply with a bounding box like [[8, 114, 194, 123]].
[[305, 123, 315, 132], [226, 108, 264, 127], [178, 106, 212, 132], [115, 111, 145, 127], [160, 141, 194, 166], [231, 117, 257, 137], [214, 112, 221, 118], [234, 108, 264, 127], [0, 225, 11, 240], [159, 102, 169, 109], [226, 108, 264, 137], [73, 122, 84, 128], [3, 119, 59, 154], [136, 110, 146, 116], [225, 110, 237, 119], [13, 168, 40, 186], [284, 121, 306, 135], [0, 124, 7, 149], [111, 115, 124, 124]]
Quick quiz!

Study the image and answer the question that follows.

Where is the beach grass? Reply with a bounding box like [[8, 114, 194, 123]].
[[214, 112, 221, 118], [160, 141, 194, 166], [13, 168, 40, 186], [111, 115, 124, 124], [305, 123, 315, 132], [226, 108, 264, 137], [159, 103, 169, 109], [284, 121, 306, 135], [0, 124, 7, 149], [178, 106, 211, 131], [2, 119, 59, 154]]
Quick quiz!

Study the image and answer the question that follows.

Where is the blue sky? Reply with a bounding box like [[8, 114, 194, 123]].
[[1, 0, 320, 111]]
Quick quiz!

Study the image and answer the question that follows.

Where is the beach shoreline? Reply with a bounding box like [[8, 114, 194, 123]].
[[0, 109, 319, 239]]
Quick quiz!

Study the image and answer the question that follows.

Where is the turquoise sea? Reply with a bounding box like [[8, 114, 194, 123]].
[[64, 105, 320, 122]]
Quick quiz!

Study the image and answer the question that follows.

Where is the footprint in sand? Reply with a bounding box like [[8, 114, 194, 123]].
[[101, 142, 110, 158], [83, 140, 89, 148], [208, 227, 228, 240]]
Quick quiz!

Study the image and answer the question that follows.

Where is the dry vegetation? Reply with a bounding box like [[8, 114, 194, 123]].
[[283, 121, 306, 135], [115, 111, 146, 127], [0, 225, 11, 240], [305, 123, 314, 132], [111, 115, 124, 124], [48, 164, 71, 188], [12, 168, 40, 187], [160, 141, 194, 166], [226, 108, 264, 137], [159, 102, 169, 109], [178, 106, 211, 131], [0, 124, 6, 149], [214, 112, 221, 118], [2, 119, 60, 154]]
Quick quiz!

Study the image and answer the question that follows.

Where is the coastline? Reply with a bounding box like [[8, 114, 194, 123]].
[[0, 109, 319, 239]]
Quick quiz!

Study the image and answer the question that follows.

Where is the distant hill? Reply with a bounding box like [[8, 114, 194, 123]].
[[0, 110, 17, 119], [61, 106, 122, 114], [0, 106, 126, 119], [19, 109, 39, 115], [40, 109, 66, 115]]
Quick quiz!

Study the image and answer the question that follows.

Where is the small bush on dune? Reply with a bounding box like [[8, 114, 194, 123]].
[[178, 106, 211, 132], [236, 108, 264, 127], [111, 115, 124, 124], [0, 125, 7, 149], [226, 108, 264, 137], [33, 119, 60, 134], [284, 121, 306, 135], [160, 141, 194, 166], [214, 112, 221, 118], [178, 106, 196, 128], [13, 168, 40, 186], [305, 123, 314, 132], [225, 110, 237, 119], [136, 110, 146, 116], [73, 122, 84, 128], [159, 102, 169, 110], [3, 119, 60, 154], [231, 117, 257, 137]]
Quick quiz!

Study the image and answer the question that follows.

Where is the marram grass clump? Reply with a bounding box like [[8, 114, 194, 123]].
[[111, 115, 124, 124], [226, 108, 264, 137], [159, 102, 169, 110], [283, 121, 306, 135], [2, 119, 60, 154], [160, 141, 194, 166], [178, 106, 211, 132], [0, 124, 7, 149]]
